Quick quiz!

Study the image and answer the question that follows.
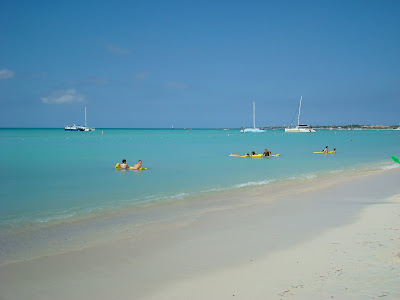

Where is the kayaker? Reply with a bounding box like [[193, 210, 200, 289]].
[[120, 159, 129, 169], [132, 160, 144, 170], [263, 149, 271, 157]]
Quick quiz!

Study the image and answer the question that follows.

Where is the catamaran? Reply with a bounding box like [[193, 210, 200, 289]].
[[285, 96, 316, 133], [65, 107, 95, 131], [241, 101, 266, 133]]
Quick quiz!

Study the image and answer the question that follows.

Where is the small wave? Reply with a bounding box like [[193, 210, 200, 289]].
[[34, 212, 77, 223], [139, 192, 191, 205], [168, 192, 190, 199], [234, 179, 274, 189], [329, 170, 344, 174], [202, 187, 227, 193], [0, 211, 79, 229], [379, 164, 400, 170], [285, 174, 316, 181]]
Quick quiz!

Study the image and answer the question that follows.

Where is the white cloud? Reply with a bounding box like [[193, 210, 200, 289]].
[[107, 44, 131, 55], [41, 89, 85, 104], [0, 69, 15, 79]]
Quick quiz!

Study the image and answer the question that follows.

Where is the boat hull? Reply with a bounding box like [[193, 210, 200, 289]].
[[64, 125, 80, 131], [285, 127, 316, 133], [64, 128, 80, 131], [241, 128, 266, 133], [64, 126, 95, 131]]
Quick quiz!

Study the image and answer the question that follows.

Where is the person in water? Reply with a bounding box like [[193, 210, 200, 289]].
[[120, 159, 129, 169], [332, 148, 336, 154], [132, 160, 143, 170], [323, 146, 329, 154], [263, 149, 271, 157], [251, 151, 256, 156]]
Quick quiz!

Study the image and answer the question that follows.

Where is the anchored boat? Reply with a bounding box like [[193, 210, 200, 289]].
[[285, 96, 316, 133], [65, 107, 95, 131], [241, 102, 266, 133]]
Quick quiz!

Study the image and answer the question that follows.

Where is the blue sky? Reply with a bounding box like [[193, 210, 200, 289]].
[[1, 0, 399, 128]]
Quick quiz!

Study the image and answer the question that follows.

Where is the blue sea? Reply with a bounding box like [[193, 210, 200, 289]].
[[0, 128, 399, 263]]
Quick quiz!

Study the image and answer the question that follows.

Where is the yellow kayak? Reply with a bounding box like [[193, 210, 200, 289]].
[[115, 163, 147, 170], [229, 154, 280, 158], [313, 151, 335, 154], [229, 154, 251, 157]]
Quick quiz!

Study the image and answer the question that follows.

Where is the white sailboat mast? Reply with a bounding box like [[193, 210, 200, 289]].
[[253, 101, 256, 129], [85, 106, 87, 128], [298, 96, 302, 127]]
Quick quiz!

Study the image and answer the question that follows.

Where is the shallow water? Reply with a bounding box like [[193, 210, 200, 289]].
[[0, 128, 399, 231], [1, 128, 400, 264]]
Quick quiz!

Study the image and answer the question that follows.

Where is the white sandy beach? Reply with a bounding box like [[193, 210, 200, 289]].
[[0, 167, 399, 299]]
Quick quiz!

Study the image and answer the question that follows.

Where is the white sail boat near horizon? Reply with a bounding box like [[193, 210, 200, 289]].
[[285, 96, 316, 133], [241, 101, 266, 133], [65, 106, 95, 131]]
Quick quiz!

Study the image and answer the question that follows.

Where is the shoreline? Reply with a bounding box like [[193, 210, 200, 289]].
[[0, 167, 400, 299], [0, 164, 399, 266]]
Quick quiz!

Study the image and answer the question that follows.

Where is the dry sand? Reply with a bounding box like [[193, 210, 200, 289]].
[[0, 168, 399, 299]]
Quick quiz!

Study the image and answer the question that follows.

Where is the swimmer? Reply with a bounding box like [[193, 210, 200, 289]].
[[332, 148, 336, 154], [323, 146, 329, 154], [120, 159, 129, 169], [251, 151, 256, 156], [132, 160, 144, 170], [263, 148, 271, 157]]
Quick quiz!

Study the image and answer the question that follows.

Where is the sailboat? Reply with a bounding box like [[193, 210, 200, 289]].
[[82, 106, 95, 131], [285, 96, 316, 133], [65, 107, 95, 131], [241, 102, 266, 133]]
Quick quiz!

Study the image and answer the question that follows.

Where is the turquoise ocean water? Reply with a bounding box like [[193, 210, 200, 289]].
[[0, 128, 399, 262]]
